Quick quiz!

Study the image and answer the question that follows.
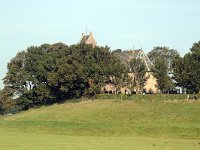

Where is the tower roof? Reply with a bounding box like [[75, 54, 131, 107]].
[[79, 32, 97, 48]]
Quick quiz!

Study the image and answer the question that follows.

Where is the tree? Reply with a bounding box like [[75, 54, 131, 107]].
[[153, 59, 173, 93], [0, 89, 3, 114], [2, 43, 125, 110], [80, 45, 125, 96], [190, 41, 200, 53], [0, 87, 18, 114], [172, 41, 200, 93], [129, 58, 147, 94], [189, 41, 200, 93], [3, 46, 54, 106], [3, 51, 27, 95], [109, 58, 127, 94], [172, 56, 186, 87], [147, 46, 179, 71], [47, 56, 87, 100]]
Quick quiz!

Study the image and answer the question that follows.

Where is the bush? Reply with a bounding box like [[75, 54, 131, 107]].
[[96, 94, 192, 101]]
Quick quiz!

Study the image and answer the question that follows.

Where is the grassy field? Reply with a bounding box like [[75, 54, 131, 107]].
[[0, 132, 200, 150], [0, 96, 200, 149]]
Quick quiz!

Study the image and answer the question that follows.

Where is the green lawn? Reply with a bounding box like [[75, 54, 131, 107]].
[[0, 98, 200, 149], [0, 132, 200, 150]]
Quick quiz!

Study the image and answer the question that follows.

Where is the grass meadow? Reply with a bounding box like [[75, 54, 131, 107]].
[[0, 94, 200, 149]]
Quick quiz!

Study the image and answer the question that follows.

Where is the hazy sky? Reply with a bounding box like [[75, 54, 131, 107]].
[[1, 0, 200, 88]]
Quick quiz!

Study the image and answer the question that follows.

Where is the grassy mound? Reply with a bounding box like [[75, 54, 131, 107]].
[[1, 98, 200, 139], [1, 98, 200, 149]]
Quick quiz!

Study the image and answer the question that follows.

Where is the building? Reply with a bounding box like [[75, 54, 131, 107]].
[[78, 32, 158, 94], [113, 49, 153, 71], [79, 32, 97, 48], [107, 49, 158, 94]]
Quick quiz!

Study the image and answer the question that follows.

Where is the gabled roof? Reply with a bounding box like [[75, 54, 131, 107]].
[[80, 35, 89, 44], [113, 49, 154, 71], [79, 32, 97, 48]]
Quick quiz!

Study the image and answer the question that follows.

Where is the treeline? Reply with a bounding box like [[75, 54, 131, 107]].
[[147, 42, 200, 94], [0, 41, 200, 114], [0, 43, 125, 114], [173, 41, 200, 93]]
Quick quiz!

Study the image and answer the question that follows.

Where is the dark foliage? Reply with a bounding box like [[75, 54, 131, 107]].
[[1, 44, 125, 112]]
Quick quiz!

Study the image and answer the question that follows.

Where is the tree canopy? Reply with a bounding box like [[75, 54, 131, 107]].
[[173, 41, 200, 93], [153, 59, 173, 93], [1, 43, 125, 113], [190, 41, 200, 53], [147, 46, 179, 71], [1, 41, 200, 114]]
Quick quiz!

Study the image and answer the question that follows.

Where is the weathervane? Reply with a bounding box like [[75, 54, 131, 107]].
[[85, 26, 88, 35]]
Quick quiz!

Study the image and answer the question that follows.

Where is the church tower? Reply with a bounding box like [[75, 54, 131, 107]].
[[79, 32, 97, 48]]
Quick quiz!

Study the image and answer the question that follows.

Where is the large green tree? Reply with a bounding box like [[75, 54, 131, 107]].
[[147, 46, 179, 71], [189, 41, 200, 92], [153, 59, 173, 93], [172, 56, 186, 88], [47, 55, 87, 100], [2, 43, 125, 111], [81, 45, 126, 96], [173, 41, 200, 93]]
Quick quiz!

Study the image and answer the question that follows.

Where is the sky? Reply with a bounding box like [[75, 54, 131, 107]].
[[0, 0, 200, 88]]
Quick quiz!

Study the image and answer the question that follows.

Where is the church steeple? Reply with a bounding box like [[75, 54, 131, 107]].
[[79, 30, 97, 48]]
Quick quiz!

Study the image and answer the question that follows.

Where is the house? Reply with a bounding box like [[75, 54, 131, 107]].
[[106, 49, 158, 94], [78, 32, 158, 94], [79, 32, 97, 48], [113, 49, 153, 71]]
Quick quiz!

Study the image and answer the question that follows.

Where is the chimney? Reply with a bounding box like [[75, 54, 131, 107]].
[[89, 32, 93, 36], [82, 33, 85, 37]]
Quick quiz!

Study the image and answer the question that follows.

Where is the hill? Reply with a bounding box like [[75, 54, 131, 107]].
[[0, 98, 200, 149]]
